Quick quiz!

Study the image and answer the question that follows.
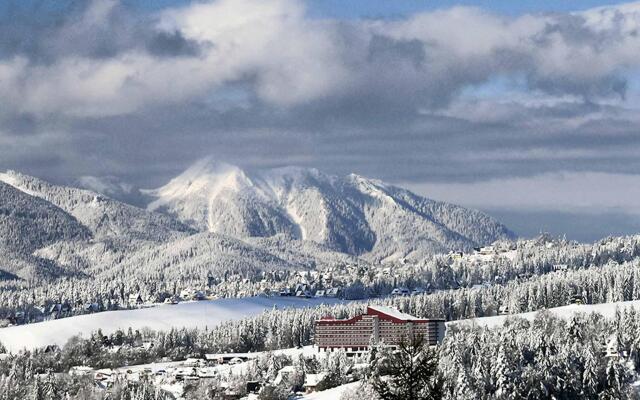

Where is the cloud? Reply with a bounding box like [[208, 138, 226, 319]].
[[403, 172, 640, 214], [404, 170, 640, 241], [1, 0, 640, 193], [2, 0, 640, 117]]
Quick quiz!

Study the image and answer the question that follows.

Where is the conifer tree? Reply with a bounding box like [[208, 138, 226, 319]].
[[370, 334, 443, 400]]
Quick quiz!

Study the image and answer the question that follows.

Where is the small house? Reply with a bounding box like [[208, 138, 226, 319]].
[[303, 373, 327, 393], [94, 369, 116, 388], [570, 294, 585, 305], [246, 381, 262, 394], [84, 303, 100, 312], [294, 283, 310, 293], [13, 311, 25, 324], [325, 287, 341, 298], [183, 358, 205, 368], [604, 336, 624, 359], [273, 365, 296, 386], [197, 368, 217, 379], [479, 246, 495, 255], [69, 366, 93, 376], [128, 293, 144, 306], [204, 353, 255, 365], [391, 287, 410, 297]]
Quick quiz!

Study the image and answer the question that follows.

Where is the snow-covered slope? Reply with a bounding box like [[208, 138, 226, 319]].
[[76, 175, 150, 208], [0, 296, 344, 352], [146, 158, 514, 261], [0, 163, 513, 286], [0, 169, 363, 283], [0, 181, 91, 278], [451, 300, 640, 329], [95, 232, 300, 279], [0, 171, 193, 242]]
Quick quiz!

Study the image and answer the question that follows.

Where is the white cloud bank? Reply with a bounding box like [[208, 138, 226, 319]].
[[2, 0, 640, 118], [405, 172, 640, 215]]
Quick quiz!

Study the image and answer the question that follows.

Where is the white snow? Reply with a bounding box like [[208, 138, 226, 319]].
[[368, 305, 421, 321], [0, 171, 39, 197], [143, 158, 511, 261], [0, 297, 344, 352], [300, 381, 361, 400], [286, 201, 307, 240], [451, 299, 640, 329], [145, 158, 252, 231]]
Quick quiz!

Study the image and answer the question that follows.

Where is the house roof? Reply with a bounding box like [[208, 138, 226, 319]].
[[367, 305, 421, 321], [316, 305, 445, 326], [204, 352, 256, 360], [304, 373, 327, 387]]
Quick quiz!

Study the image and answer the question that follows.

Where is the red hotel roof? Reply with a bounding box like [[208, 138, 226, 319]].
[[315, 305, 445, 325]]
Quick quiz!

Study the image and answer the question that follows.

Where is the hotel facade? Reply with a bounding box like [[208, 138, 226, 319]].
[[314, 305, 445, 353]]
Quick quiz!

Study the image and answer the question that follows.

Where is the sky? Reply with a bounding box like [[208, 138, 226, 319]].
[[2, 0, 640, 242]]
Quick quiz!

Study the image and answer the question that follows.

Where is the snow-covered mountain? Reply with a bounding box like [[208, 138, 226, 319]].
[[0, 181, 90, 278], [0, 171, 194, 243], [76, 175, 150, 208], [145, 158, 514, 261], [0, 161, 512, 281], [0, 169, 363, 280]]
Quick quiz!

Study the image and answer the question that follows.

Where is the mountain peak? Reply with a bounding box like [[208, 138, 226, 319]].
[[148, 159, 251, 203], [183, 157, 242, 177], [144, 158, 514, 260]]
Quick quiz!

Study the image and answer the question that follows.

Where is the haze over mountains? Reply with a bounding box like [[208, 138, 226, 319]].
[[0, 159, 513, 280]]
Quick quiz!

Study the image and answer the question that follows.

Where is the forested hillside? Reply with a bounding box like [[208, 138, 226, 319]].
[[0, 164, 514, 324]]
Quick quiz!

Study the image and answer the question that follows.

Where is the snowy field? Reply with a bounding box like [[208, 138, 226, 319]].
[[451, 299, 640, 328], [299, 381, 361, 400], [0, 297, 345, 352]]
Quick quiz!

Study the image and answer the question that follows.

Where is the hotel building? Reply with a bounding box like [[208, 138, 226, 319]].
[[314, 305, 445, 353]]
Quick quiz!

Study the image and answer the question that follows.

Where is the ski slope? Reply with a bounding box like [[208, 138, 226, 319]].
[[0, 297, 344, 352], [450, 299, 640, 328]]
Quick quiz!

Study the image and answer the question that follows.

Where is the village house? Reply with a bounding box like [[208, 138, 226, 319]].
[[303, 372, 327, 393], [325, 287, 341, 298], [391, 287, 410, 296], [204, 352, 256, 365], [273, 365, 298, 386], [296, 289, 313, 298], [128, 293, 144, 306], [69, 366, 94, 376], [180, 288, 206, 301]]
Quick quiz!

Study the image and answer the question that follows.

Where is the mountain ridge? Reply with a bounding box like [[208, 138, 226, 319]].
[[0, 160, 514, 281], [144, 158, 515, 261]]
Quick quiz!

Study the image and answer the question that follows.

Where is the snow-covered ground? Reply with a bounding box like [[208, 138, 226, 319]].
[[0, 297, 344, 352], [451, 299, 640, 328], [299, 381, 361, 399], [113, 345, 320, 375]]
